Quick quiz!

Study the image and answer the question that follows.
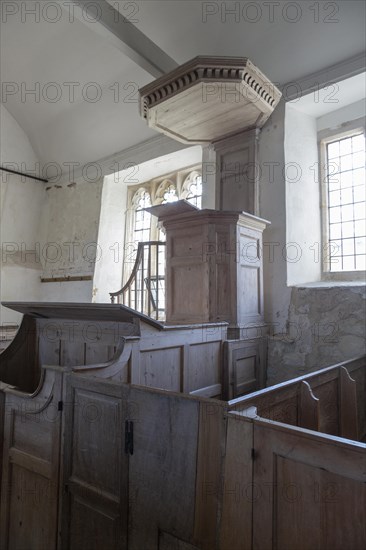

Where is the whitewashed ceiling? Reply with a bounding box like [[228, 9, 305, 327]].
[[1, 0, 365, 171]]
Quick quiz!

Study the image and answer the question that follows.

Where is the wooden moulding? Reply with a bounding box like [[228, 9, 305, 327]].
[[40, 275, 92, 283], [139, 56, 282, 144]]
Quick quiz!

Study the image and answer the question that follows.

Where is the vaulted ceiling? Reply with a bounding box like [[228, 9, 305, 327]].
[[1, 0, 365, 171]]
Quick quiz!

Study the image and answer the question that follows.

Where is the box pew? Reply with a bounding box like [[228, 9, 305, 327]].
[[60, 375, 227, 550], [0, 302, 227, 398], [0, 366, 228, 550], [1, 326, 365, 549], [228, 355, 366, 442], [0, 301, 229, 549], [221, 355, 366, 550]]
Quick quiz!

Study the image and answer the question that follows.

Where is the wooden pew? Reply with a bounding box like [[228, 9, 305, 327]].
[[221, 355, 366, 550], [228, 356, 365, 442], [0, 302, 228, 398], [0, 366, 227, 550], [0, 301, 230, 550], [1, 302, 363, 549]]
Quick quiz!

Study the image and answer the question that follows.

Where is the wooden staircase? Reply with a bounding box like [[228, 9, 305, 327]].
[[110, 241, 166, 321]]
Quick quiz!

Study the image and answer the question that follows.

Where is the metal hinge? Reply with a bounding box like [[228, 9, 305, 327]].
[[125, 420, 134, 455], [58, 401, 63, 412], [251, 448, 256, 460]]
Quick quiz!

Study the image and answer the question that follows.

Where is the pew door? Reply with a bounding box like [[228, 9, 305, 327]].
[[252, 419, 366, 550], [61, 375, 129, 550], [0, 367, 63, 550]]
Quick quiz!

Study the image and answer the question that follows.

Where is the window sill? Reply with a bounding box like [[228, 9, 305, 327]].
[[293, 281, 365, 289]]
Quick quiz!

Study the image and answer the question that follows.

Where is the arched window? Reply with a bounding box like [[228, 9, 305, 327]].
[[182, 171, 203, 208], [127, 167, 202, 247], [132, 189, 151, 243], [162, 183, 179, 203], [155, 179, 179, 205], [123, 165, 202, 289]]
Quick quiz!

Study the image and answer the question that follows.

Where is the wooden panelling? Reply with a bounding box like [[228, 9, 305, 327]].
[[238, 266, 260, 318], [0, 347, 364, 550], [128, 387, 201, 550], [339, 366, 358, 440], [274, 455, 366, 550], [229, 357, 365, 442], [350, 363, 366, 440], [1, 304, 363, 550], [188, 342, 221, 393], [139, 346, 182, 391], [61, 375, 129, 550], [316, 378, 339, 435], [233, 345, 259, 397], [0, 366, 63, 550], [8, 465, 57, 550], [224, 338, 267, 400], [68, 498, 120, 550], [252, 420, 366, 550], [160, 209, 268, 327], [60, 340, 86, 367], [159, 532, 201, 550], [218, 143, 253, 211], [194, 400, 227, 550], [220, 414, 253, 550], [299, 381, 319, 431], [0, 303, 230, 398]]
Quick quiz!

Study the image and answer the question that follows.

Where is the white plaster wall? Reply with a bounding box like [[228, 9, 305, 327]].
[[0, 105, 46, 325], [92, 173, 127, 304], [39, 279, 94, 303], [285, 104, 321, 285], [39, 177, 103, 302], [260, 99, 365, 383], [258, 100, 291, 332], [1, 101, 103, 316], [0, 104, 40, 169], [317, 99, 366, 132]]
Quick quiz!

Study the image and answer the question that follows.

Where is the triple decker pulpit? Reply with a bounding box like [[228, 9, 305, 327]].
[[138, 55, 281, 394]]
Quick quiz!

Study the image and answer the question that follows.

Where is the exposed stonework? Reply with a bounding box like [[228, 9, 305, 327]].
[[267, 285, 366, 385]]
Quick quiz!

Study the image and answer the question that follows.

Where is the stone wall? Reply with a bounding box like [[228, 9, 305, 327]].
[[267, 284, 366, 385]]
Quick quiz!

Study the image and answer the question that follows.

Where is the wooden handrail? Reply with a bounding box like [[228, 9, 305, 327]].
[[110, 242, 145, 299], [110, 241, 166, 320]]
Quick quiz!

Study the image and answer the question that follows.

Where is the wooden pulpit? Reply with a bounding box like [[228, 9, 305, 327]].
[[148, 202, 269, 338]]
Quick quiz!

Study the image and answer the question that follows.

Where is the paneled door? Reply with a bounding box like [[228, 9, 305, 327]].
[[61, 375, 130, 550], [0, 367, 63, 550]]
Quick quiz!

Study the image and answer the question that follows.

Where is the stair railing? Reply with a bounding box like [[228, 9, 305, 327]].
[[110, 241, 166, 320]]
